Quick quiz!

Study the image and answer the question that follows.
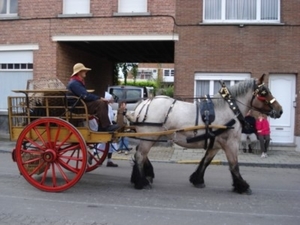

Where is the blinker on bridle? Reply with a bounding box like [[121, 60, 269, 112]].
[[251, 83, 276, 110]]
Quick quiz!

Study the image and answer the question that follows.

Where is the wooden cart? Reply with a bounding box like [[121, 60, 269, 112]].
[[8, 89, 230, 192]]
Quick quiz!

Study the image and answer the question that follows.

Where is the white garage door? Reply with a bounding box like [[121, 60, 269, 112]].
[[0, 51, 33, 112]]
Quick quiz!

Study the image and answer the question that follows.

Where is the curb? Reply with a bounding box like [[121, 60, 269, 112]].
[[177, 159, 300, 168], [177, 160, 222, 165]]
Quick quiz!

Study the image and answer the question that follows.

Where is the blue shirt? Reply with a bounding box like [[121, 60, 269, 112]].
[[67, 79, 99, 102]]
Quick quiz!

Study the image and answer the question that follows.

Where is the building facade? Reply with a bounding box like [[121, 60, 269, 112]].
[[1, 0, 300, 148], [174, 0, 300, 146], [124, 63, 174, 83]]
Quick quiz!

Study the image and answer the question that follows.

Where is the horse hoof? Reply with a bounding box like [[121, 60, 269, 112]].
[[193, 183, 206, 188], [233, 188, 252, 195], [146, 176, 153, 184], [245, 188, 252, 195], [144, 184, 152, 190]]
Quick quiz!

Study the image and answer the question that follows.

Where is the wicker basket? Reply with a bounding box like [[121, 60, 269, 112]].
[[22, 152, 46, 175], [27, 77, 67, 116], [27, 77, 66, 90]]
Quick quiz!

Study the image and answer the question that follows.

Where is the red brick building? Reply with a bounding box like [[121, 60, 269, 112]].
[[174, 0, 300, 147], [0, 0, 299, 149]]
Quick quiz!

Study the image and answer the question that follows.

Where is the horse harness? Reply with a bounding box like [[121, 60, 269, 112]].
[[193, 95, 216, 150], [219, 81, 246, 127], [219, 80, 276, 129], [128, 80, 275, 148], [131, 96, 233, 149], [131, 97, 177, 127]]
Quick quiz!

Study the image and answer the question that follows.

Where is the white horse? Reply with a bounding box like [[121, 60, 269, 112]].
[[127, 74, 282, 194]]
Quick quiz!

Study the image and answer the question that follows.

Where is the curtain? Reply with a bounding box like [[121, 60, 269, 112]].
[[226, 0, 256, 20], [0, 0, 6, 14], [204, 0, 221, 20], [261, 0, 278, 20], [195, 80, 210, 97]]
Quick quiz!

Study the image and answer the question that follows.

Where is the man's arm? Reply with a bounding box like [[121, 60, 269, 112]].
[[69, 80, 99, 102]]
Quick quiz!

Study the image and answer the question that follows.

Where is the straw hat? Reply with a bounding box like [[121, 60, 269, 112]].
[[71, 63, 91, 76]]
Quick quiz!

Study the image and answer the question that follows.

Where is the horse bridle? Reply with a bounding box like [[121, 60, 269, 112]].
[[251, 82, 277, 113]]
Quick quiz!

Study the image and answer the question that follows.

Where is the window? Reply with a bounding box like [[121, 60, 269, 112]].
[[0, 0, 18, 16], [137, 70, 153, 80], [163, 69, 174, 77], [203, 0, 280, 23], [63, 0, 90, 14], [118, 0, 147, 13], [0, 63, 33, 70], [194, 73, 250, 97]]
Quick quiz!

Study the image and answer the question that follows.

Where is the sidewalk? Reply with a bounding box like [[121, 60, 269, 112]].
[[1, 136, 300, 168], [114, 144, 300, 168]]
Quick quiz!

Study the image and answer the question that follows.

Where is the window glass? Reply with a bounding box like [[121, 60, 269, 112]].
[[261, 0, 278, 20], [118, 0, 147, 13], [63, 0, 90, 14], [164, 69, 170, 76], [204, 0, 279, 23], [170, 69, 174, 76], [195, 80, 210, 97], [194, 73, 250, 97], [126, 89, 141, 100], [0, 0, 7, 14], [163, 69, 174, 77], [225, 0, 256, 20], [10, 0, 17, 13], [204, 0, 221, 20], [0, 0, 18, 15]]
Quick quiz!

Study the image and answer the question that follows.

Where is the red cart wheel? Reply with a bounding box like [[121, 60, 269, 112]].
[[86, 143, 109, 172], [15, 117, 87, 192]]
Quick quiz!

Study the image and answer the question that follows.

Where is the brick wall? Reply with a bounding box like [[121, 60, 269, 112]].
[[1, 0, 175, 97], [175, 0, 300, 136]]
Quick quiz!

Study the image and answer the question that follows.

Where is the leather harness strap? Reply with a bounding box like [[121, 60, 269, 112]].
[[219, 81, 246, 127], [131, 98, 177, 126]]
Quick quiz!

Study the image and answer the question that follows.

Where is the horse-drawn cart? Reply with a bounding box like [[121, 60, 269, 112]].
[[8, 88, 230, 192], [9, 74, 283, 194]]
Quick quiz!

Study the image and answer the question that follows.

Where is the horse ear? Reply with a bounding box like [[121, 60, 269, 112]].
[[257, 74, 266, 85]]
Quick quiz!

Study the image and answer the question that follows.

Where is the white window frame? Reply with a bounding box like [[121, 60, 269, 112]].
[[63, 0, 90, 15], [163, 68, 174, 77], [203, 0, 280, 24], [137, 68, 154, 80], [118, 0, 147, 13], [194, 73, 250, 97], [0, 0, 18, 17]]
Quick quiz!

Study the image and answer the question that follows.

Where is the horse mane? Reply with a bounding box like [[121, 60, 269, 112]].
[[213, 78, 255, 107]]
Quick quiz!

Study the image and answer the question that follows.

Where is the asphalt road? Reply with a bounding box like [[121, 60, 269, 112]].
[[0, 152, 299, 225]]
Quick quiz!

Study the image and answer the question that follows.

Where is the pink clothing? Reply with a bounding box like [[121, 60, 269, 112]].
[[256, 118, 270, 135]]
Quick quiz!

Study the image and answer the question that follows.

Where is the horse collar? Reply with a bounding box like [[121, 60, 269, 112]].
[[219, 82, 246, 126]]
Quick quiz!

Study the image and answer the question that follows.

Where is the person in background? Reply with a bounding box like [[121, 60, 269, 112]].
[[116, 101, 132, 155], [104, 92, 119, 166], [88, 92, 120, 167], [67, 63, 118, 132], [256, 113, 271, 158], [241, 110, 257, 153]]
